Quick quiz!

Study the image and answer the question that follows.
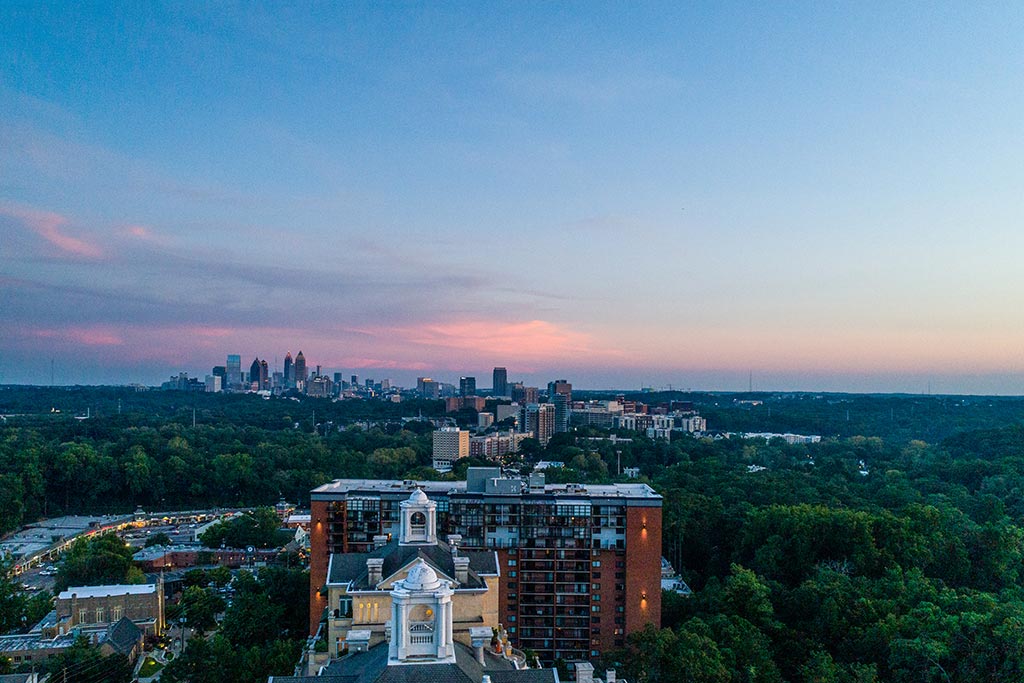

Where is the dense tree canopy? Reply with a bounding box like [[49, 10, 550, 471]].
[[6, 386, 1024, 681]]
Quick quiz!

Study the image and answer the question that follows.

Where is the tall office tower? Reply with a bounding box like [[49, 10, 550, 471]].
[[351, 374, 359, 386], [249, 358, 261, 389], [521, 403, 555, 445], [260, 359, 270, 390], [308, 468, 663, 664], [211, 365, 227, 389], [492, 367, 508, 396], [294, 351, 308, 388], [417, 377, 440, 399], [226, 354, 241, 391], [459, 376, 476, 397], [283, 352, 293, 388], [551, 393, 570, 433], [547, 379, 572, 404], [333, 372, 342, 385], [510, 384, 538, 404]]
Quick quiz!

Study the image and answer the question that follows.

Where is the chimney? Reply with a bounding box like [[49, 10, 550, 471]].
[[373, 535, 389, 549], [470, 626, 492, 666], [606, 670, 617, 683], [447, 534, 462, 555], [575, 662, 595, 683], [482, 677, 492, 683], [367, 558, 384, 586], [453, 556, 470, 585]]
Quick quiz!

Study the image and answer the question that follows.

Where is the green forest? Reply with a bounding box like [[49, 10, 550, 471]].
[[4, 386, 1024, 681]]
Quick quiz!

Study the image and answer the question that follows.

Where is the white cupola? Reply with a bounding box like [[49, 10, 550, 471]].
[[399, 488, 437, 546], [387, 559, 455, 664]]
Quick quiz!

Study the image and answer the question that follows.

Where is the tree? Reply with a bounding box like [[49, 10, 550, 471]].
[[208, 565, 232, 588], [145, 532, 172, 547], [44, 635, 132, 683], [179, 586, 225, 635], [199, 508, 287, 549], [55, 533, 144, 592], [0, 555, 26, 634]]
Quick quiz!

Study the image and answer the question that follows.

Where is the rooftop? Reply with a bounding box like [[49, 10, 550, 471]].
[[327, 540, 497, 590], [58, 584, 156, 600], [0, 631, 78, 653], [312, 476, 660, 502]]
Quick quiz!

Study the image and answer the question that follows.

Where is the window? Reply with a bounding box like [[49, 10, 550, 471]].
[[592, 560, 601, 567], [591, 605, 600, 612], [508, 615, 516, 622], [509, 571, 517, 578], [592, 594, 600, 601], [593, 572, 601, 579], [95, 607, 104, 622], [592, 583, 600, 590], [112, 606, 123, 621], [508, 559, 517, 566], [339, 596, 353, 618], [79, 609, 88, 623]]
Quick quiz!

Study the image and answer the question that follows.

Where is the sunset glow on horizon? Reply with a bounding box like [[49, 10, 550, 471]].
[[2, 4, 1024, 393]]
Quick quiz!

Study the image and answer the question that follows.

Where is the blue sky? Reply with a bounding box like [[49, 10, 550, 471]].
[[2, 2, 1023, 392]]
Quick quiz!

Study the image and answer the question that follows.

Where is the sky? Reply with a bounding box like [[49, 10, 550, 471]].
[[2, 2, 1024, 393]]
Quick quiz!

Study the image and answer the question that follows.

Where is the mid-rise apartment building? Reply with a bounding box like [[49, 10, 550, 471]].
[[432, 427, 470, 471], [309, 468, 662, 664]]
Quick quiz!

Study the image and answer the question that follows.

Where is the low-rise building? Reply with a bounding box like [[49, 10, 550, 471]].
[[55, 583, 165, 637]]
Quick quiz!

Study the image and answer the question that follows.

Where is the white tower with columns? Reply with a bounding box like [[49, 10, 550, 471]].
[[399, 488, 437, 545], [388, 559, 456, 664]]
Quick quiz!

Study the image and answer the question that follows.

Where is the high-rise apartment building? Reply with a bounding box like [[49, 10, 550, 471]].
[[551, 393, 570, 434], [260, 359, 269, 390], [432, 427, 470, 471], [521, 403, 556, 445], [459, 376, 477, 397], [493, 367, 508, 397], [226, 354, 241, 391], [309, 468, 662, 663], [294, 351, 308, 389]]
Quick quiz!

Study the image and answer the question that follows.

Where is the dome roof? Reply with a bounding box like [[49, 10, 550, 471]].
[[408, 488, 429, 504], [402, 560, 442, 591]]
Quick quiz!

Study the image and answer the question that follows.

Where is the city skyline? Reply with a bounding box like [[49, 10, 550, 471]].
[[3, 4, 1024, 393]]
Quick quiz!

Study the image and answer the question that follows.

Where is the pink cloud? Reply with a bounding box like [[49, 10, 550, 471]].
[[387, 319, 617, 360], [33, 326, 124, 346], [0, 203, 104, 259], [342, 358, 431, 370]]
